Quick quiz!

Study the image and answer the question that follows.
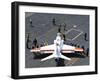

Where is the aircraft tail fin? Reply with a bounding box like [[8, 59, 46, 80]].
[[60, 54, 71, 60], [41, 53, 71, 61], [41, 54, 55, 61]]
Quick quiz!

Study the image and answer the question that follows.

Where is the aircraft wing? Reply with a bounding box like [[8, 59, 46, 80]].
[[62, 44, 83, 53], [30, 44, 83, 53], [30, 44, 55, 53]]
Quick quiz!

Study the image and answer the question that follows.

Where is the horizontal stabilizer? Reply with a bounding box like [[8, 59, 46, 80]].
[[41, 54, 54, 61], [60, 54, 71, 60]]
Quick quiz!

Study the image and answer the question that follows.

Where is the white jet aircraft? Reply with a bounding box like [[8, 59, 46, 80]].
[[30, 33, 84, 61]]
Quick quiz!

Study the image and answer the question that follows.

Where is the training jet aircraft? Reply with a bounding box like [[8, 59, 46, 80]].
[[30, 33, 83, 61]]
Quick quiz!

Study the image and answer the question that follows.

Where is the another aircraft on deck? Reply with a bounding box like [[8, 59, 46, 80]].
[[30, 33, 84, 61]]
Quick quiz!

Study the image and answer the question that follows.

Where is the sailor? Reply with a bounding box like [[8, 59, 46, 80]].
[[26, 33, 32, 49], [84, 33, 88, 41], [29, 18, 34, 27], [52, 18, 56, 26], [33, 38, 37, 48]]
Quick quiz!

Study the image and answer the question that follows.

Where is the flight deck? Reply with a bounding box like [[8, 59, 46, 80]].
[[25, 12, 89, 68]]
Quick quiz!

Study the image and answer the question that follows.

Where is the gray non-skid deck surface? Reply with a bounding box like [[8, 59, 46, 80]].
[[25, 12, 89, 68], [65, 29, 82, 40]]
